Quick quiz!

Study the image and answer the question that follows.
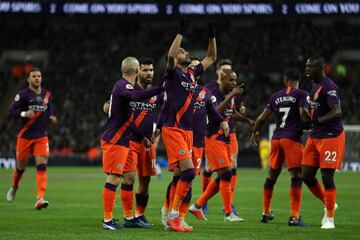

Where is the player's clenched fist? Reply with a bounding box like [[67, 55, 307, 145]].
[[230, 84, 245, 97], [103, 101, 110, 113], [178, 20, 190, 35]]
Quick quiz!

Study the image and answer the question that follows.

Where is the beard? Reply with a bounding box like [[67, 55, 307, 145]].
[[178, 58, 192, 66]]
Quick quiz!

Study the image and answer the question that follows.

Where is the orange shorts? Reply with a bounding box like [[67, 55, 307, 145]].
[[205, 136, 232, 172], [162, 126, 193, 171], [230, 133, 239, 155], [270, 138, 303, 170], [302, 131, 345, 170], [16, 136, 49, 161], [101, 140, 129, 175], [124, 141, 156, 177], [192, 147, 204, 175]]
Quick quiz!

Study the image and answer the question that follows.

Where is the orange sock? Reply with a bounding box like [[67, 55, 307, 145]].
[[290, 177, 302, 219], [103, 182, 117, 221], [196, 179, 219, 207], [325, 189, 336, 218], [230, 169, 238, 205], [201, 171, 212, 193], [307, 178, 325, 204], [172, 180, 192, 212], [36, 164, 47, 199], [179, 187, 192, 218], [220, 179, 232, 215], [263, 178, 275, 215], [120, 183, 134, 219], [12, 168, 25, 189]]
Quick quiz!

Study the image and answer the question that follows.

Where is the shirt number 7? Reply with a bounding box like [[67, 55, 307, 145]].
[[279, 107, 290, 128]]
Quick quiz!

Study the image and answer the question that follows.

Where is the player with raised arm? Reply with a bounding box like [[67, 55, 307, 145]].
[[190, 69, 252, 222], [302, 56, 345, 229], [103, 57, 163, 228], [100, 57, 163, 230], [251, 68, 310, 226], [7, 68, 57, 209], [159, 21, 219, 232]]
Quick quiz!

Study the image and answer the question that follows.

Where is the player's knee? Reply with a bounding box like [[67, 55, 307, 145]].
[[123, 172, 136, 184], [180, 168, 196, 182], [36, 164, 47, 171], [219, 170, 232, 182], [321, 175, 336, 190], [106, 174, 121, 185]]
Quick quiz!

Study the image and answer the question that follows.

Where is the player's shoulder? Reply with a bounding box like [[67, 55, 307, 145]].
[[15, 88, 31, 100], [116, 78, 134, 90], [204, 80, 217, 90], [293, 88, 309, 97], [322, 77, 338, 91]]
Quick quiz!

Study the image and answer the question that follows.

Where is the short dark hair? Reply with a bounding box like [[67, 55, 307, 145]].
[[309, 55, 326, 66], [26, 67, 41, 78], [216, 58, 232, 70], [284, 68, 301, 81], [139, 57, 153, 66]]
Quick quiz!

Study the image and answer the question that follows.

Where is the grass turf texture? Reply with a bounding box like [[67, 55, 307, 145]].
[[0, 167, 359, 240]]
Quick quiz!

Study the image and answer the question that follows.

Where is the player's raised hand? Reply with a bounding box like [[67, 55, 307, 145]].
[[239, 102, 246, 113], [250, 131, 259, 147], [230, 84, 245, 97], [208, 22, 216, 38], [142, 137, 152, 151], [25, 110, 35, 118], [103, 101, 110, 113], [178, 20, 190, 35], [220, 121, 230, 137], [49, 115, 58, 124]]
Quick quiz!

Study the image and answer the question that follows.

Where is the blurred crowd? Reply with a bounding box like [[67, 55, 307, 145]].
[[0, 18, 359, 157]]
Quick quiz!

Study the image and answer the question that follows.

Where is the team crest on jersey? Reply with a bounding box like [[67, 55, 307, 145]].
[[219, 159, 225, 164], [14, 94, 20, 101], [117, 163, 123, 169], [199, 92, 205, 98], [179, 149, 186, 155], [126, 84, 134, 90], [36, 96, 43, 102], [210, 96, 217, 103]]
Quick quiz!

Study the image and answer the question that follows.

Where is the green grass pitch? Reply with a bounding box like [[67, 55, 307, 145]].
[[0, 167, 359, 240]]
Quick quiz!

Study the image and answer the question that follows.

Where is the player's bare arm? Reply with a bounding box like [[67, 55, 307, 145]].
[[233, 110, 254, 126], [216, 84, 244, 114], [167, 21, 189, 70], [299, 107, 311, 123], [316, 104, 342, 124], [251, 108, 272, 146], [201, 23, 217, 71]]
